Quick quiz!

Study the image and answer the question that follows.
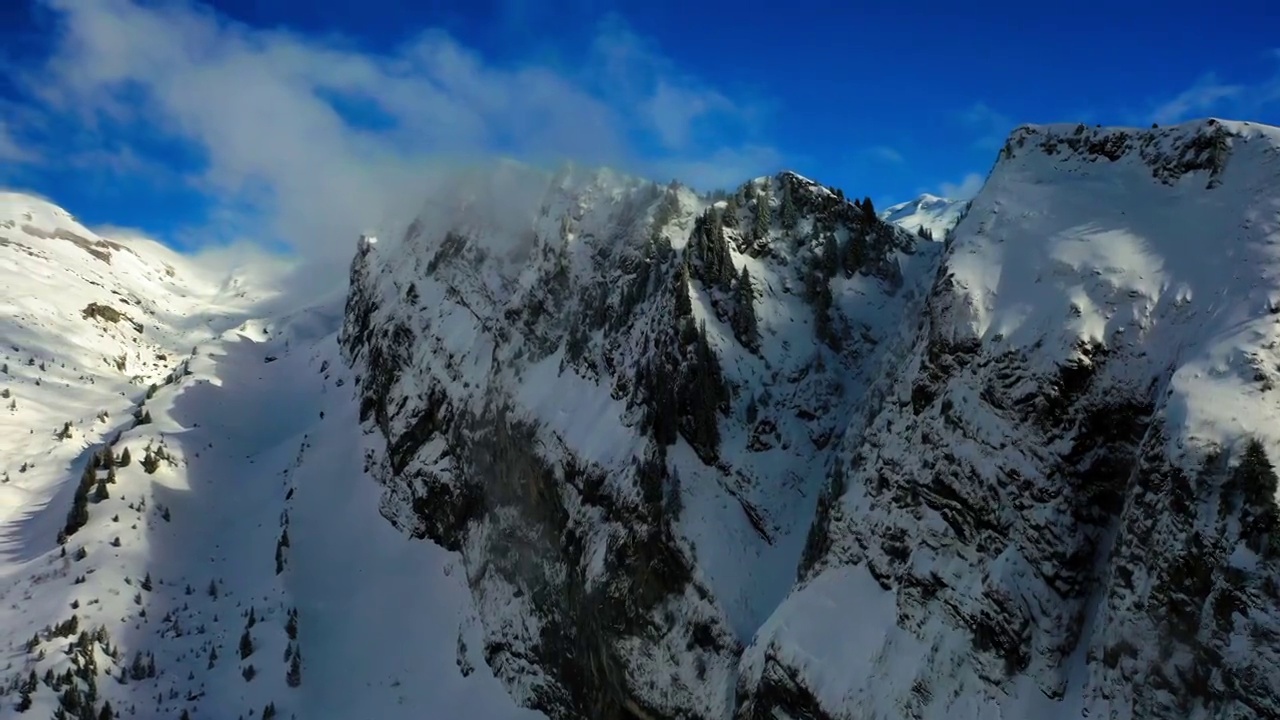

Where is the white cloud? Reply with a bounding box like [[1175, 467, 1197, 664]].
[[652, 144, 784, 190], [959, 101, 1012, 150], [1149, 74, 1242, 125], [24, 0, 780, 289], [866, 145, 905, 164], [938, 172, 984, 200], [0, 120, 38, 163], [1143, 58, 1280, 126]]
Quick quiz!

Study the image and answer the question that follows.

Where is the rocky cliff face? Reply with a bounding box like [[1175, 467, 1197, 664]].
[[743, 119, 1280, 720], [341, 119, 1280, 719], [340, 165, 937, 719]]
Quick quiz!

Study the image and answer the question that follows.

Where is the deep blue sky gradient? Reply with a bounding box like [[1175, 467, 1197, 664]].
[[1, 0, 1278, 248]]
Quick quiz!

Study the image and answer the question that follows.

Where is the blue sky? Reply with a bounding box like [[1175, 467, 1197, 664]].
[[1, 0, 1278, 257]]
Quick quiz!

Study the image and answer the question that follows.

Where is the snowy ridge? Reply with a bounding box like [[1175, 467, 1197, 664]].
[[742, 118, 1280, 719], [879, 193, 969, 240], [0, 194, 537, 719]]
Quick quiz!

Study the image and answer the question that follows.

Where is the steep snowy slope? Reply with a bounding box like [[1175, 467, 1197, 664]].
[[341, 164, 939, 719], [741, 119, 1280, 719], [0, 194, 541, 719], [880, 193, 969, 240]]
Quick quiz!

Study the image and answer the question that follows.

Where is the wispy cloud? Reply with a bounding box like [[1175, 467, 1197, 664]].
[[938, 172, 984, 200], [1148, 74, 1243, 125], [1144, 55, 1280, 125], [0, 119, 38, 163], [14, 0, 782, 282], [866, 145, 905, 164], [959, 101, 1012, 150]]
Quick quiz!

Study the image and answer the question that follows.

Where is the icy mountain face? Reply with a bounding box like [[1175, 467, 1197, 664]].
[[879, 193, 970, 241], [341, 167, 939, 719], [742, 119, 1280, 719]]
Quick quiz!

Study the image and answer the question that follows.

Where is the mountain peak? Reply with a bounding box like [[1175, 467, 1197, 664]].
[[880, 192, 970, 239], [999, 117, 1280, 189]]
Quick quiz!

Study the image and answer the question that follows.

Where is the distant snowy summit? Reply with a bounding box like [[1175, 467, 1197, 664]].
[[879, 192, 969, 240]]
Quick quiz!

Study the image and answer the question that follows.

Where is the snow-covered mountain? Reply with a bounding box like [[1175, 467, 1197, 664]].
[[879, 192, 969, 240], [6, 116, 1280, 720], [743, 118, 1280, 719], [340, 165, 937, 719], [0, 193, 541, 719]]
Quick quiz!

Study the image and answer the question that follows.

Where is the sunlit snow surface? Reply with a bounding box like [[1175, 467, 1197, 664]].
[[0, 194, 542, 718]]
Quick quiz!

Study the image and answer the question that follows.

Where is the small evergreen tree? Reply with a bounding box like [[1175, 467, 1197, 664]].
[[731, 266, 761, 352], [752, 191, 772, 242], [92, 480, 109, 503], [663, 467, 684, 520], [673, 260, 693, 319], [239, 629, 254, 660], [286, 649, 302, 687], [118, 447, 131, 467], [722, 193, 739, 228], [779, 180, 798, 232], [1234, 438, 1279, 554]]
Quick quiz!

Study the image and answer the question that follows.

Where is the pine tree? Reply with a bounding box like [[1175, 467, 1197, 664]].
[[239, 629, 254, 660], [141, 572, 152, 592], [732, 266, 761, 351], [861, 196, 876, 219], [118, 447, 131, 467], [1234, 438, 1280, 553], [285, 611, 298, 640], [678, 322, 726, 459], [663, 466, 684, 520], [97, 700, 113, 720], [752, 191, 772, 242], [673, 259, 693, 319], [286, 648, 302, 687], [92, 480, 109, 503], [779, 180, 798, 232], [722, 193, 739, 228]]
